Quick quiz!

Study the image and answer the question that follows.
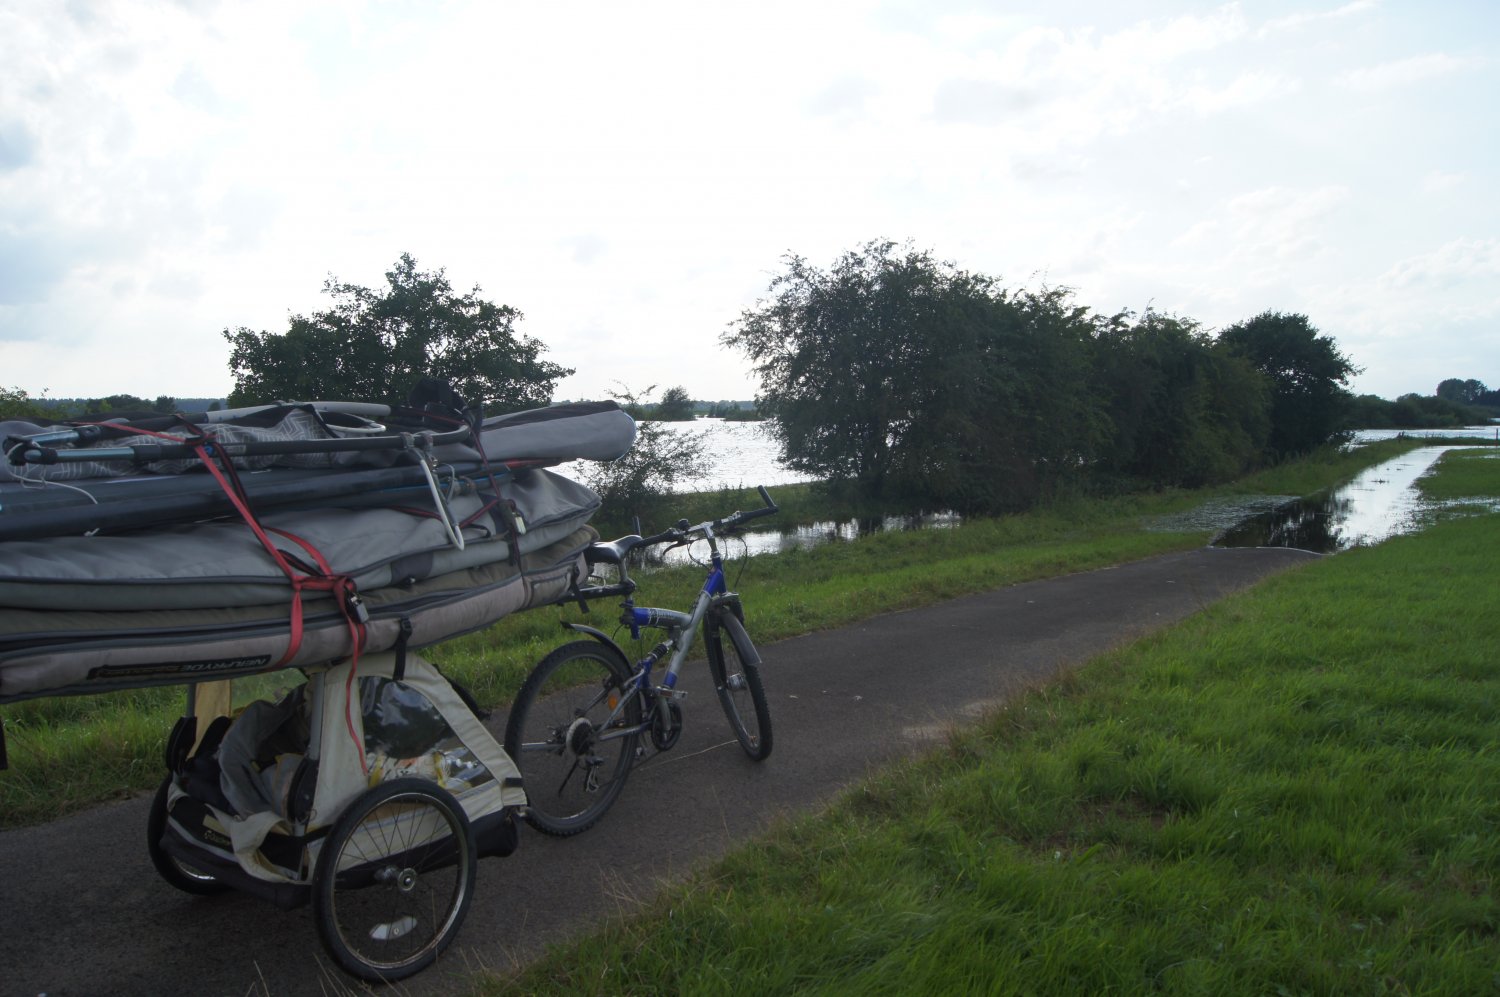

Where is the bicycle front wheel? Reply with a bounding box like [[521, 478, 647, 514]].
[[704, 608, 773, 761], [503, 640, 641, 836]]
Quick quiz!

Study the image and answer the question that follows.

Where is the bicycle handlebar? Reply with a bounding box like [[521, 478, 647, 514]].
[[569, 486, 779, 609], [583, 486, 780, 565]]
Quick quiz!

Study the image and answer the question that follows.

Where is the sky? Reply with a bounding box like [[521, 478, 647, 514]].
[[1, 0, 1496, 406]]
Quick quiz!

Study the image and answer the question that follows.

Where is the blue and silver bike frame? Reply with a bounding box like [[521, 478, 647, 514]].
[[558, 523, 740, 741], [624, 545, 728, 695]]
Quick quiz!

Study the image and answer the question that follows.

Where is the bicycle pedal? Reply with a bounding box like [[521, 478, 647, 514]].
[[655, 685, 688, 700]]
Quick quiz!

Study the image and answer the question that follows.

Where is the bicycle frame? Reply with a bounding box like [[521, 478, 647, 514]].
[[568, 528, 735, 743]]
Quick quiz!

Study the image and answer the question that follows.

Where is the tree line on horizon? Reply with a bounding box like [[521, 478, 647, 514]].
[[1, 246, 1492, 514]]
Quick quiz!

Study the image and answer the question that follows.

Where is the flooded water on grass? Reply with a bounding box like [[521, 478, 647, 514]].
[[1210, 446, 1476, 553], [652, 445, 1497, 565], [592, 421, 1497, 563]]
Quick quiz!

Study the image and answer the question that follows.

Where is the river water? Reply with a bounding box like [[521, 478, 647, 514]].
[[555, 419, 815, 492]]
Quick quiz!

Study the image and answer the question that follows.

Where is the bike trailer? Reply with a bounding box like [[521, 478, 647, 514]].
[[154, 650, 528, 978]]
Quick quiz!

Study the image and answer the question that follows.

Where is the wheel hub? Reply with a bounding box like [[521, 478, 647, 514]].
[[565, 715, 596, 755]]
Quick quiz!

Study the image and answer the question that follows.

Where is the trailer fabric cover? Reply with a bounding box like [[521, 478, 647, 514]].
[[165, 652, 527, 885]]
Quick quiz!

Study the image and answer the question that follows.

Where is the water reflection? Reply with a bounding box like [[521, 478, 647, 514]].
[[650, 511, 962, 566], [1350, 426, 1499, 444], [1212, 447, 1450, 553]]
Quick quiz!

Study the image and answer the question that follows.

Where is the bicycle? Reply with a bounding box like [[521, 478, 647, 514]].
[[502, 486, 779, 836]]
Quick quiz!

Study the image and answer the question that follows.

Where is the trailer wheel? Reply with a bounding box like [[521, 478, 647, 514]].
[[313, 778, 476, 983], [146, 778, 229, 896]]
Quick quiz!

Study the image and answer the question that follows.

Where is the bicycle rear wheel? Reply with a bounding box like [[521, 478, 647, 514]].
[[704, 608, 773, 761], [503, 640, 641, 836]]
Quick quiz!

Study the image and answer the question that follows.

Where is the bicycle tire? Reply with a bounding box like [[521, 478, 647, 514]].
[[704, 606, 773, 761], [312, 778, 476, 983], [146, 777, 230, 896], [503, 640, 641, 836]]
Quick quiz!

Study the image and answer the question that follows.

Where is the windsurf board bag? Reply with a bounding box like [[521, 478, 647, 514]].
[[0, 384, 637, 541], [157, 651, 528, 908], [0, 382, 636, 705]]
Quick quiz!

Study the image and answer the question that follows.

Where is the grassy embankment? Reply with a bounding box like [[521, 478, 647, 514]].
[[0, 438, 1446, 828], [486, 446, 1500, 995]]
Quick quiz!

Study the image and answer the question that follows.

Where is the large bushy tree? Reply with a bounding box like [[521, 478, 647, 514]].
[[223, 254, 572, 411], [723, 241, 1104, 512], [1218, 311, 1357, 458]]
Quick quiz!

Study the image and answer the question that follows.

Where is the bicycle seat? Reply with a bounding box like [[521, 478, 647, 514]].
[[585, 536, 643, 567]]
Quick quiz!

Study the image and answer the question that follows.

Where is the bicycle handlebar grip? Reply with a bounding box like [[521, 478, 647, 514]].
[[729, 486, 778, 524]]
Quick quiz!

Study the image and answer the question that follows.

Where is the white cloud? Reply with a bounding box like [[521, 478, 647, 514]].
[[1224, 186, 1353, 270], [1337, 52, 1480, 91], [1420, 171, 1467, 195], [1380, 238, 1500, 290], [1180, 72, 1300, 114], [1259, 0, 1377, 38]]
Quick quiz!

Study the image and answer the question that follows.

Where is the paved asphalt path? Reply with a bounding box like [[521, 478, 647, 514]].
[[0, 545, 1318, 997]]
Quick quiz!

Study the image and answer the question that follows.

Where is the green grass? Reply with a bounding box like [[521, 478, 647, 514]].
[[0, 439, 1438, 827], [1416, 447, 1500, 502], [484, 439, 1500, 996]]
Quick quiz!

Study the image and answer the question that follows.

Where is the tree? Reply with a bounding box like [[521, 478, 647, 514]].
[[0, 386, 56, 422], [902, 284, 1105, 511], [724, 240, 970, 499], [723, 240, 1104, 512], [80, 393, 175, 416], [1218, 311, 1358, 458], [1436, 378, 1488, 405], [654, 386, 696, 421], [223, 254, 572, 412]]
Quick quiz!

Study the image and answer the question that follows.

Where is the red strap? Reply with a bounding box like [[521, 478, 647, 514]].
[[196, 447, 371, 773]]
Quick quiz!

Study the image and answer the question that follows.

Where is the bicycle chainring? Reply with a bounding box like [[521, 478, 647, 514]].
[[649, 700, 683, 751]]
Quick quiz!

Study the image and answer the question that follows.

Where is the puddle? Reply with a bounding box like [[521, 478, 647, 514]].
[[1210, 446, 1460, 553]]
